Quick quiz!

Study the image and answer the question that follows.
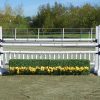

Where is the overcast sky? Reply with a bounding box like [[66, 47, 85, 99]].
[[0, 0, 100, 16]]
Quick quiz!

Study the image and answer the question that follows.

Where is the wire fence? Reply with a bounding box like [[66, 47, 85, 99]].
[[2, 28, 96, 39]]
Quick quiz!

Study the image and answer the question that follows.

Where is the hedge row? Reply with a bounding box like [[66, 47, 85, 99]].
[[9, 59, 90, 67]]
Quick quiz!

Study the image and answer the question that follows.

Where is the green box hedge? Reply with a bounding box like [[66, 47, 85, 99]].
[[9, 59, 90, 67]]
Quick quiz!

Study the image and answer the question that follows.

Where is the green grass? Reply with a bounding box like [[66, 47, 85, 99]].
[[0, 75, 100, 100], [3, 33, 95, 38]]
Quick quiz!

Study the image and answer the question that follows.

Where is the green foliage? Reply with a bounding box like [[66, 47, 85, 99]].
[[31, 2, 100, 28], [9, 59, 90, 67], [0, 2, 28, 28], [1, 2, 100, 28]]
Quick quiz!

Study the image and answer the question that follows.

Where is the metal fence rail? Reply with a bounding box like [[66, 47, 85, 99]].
[[2, 28, 96, 39]]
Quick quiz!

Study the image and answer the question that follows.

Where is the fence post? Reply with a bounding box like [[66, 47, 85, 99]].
[[88, 31, 90, 39], [80, 29, 82, 38], [91, 28, 93, 40], [38, 28, 40, 39], [63, 28, 64, 39], [0, 26, 3, 68], [15, 28, 16, 40], [97, 25, 100, 76], [94, 26, 99, 73]]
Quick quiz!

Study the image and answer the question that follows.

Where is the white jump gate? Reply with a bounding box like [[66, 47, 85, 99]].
[[0, 26, 100, 76]]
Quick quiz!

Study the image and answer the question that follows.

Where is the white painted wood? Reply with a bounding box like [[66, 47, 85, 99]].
[[97, 25, 100, 76], [14, 53, 16, 58], [49, 54, 51, 59], [0, 26, 3, 68], [2, 50, 96, 66], [94, 26, 99, 73], [27, 54, 29, 59], [36, 54, 38, 59], [39, 54, 42, 59], [38, 28, 40, 39], [5, 53, 7, 64], [80, 53, 82, 59], [18, 54, 20, 59], [2, 43, 97, 47], [0, 27, 2, 40], [4, 38, 95, 42], [3, 51, 96, 54], [58, 54, 60, 59], [31, 55, 34, 59], [9, 53, 12, 59], [91, 28, 93, 40], [70, 54, 73, 59], [54, 54, 56, 60], [66, 53, 68, 59], [23, 54, 25, 59], [63, 28, 64, 39], [89, 53, 91, 61], [15, 28, 17, 40], [44, 54, 46, 59], [62, 54, 64, 59]]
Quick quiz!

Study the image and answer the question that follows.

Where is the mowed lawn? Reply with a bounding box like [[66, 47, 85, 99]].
[[0, 75, 100, 100]]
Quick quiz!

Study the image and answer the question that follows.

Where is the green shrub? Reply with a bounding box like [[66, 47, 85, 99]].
[[9, 59, 90, 67]]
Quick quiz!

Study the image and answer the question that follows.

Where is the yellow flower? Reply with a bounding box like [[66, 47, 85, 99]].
[[84, 67, 89, 70], [41, 66, 45, 71], [75, 66, 80, 71], [47, 69, 51, 73], [17, 69, 20, 74]]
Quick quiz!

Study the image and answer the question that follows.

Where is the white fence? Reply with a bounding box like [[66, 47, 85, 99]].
[[0, 26, 100, 76], [3, 51, 96, 66], [2, 28, 95, 40]]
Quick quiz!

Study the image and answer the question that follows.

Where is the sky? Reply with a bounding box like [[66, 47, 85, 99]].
[[0, 0, 100, 16]]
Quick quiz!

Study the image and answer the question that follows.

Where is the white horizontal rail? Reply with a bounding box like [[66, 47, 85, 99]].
[[1, 43, 97, 47], [3, 51, 96, 54], [4, 38, 95, 42]]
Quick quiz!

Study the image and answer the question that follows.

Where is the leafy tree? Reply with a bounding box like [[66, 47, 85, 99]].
[[31, 2, 100, 28]]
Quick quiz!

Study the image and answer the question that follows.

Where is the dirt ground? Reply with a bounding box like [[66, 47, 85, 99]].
[[0, 75, 99, 100]]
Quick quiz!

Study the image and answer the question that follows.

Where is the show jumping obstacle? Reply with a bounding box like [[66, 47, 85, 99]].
[[0, 26, 100, 75]]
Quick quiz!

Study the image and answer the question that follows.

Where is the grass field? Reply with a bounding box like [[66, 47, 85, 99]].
[[3, 33, 95, 38], [0, 75, 100, 100]]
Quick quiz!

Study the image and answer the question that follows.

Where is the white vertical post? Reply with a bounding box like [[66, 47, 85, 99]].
[[49, 54, 51, 59], [97, 25, 100, 76], [94, 26, 99, 73], [5, 53, 7, 64], [66, 53, 68, 59], [44, 54, 46, 59], [91, 28, 93, 40], [0, 27, 2, 40], [89, 31, 90, 38], [54, 54, 56, 60], [58, 54, 60, 59], [38, 28, 40, 39], [63, 28, 64, 39], [36, 54, 38, 59], [0, 26, 3, 68], [15, 28, 16, 40]]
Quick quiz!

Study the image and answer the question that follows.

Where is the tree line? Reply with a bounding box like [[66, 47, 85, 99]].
[[31, 2, 100, 28], [0, 3, 28, 28], [0, 2, 100, 28]]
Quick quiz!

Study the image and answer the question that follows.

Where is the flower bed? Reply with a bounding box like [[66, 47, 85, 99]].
[[9, 66, 90, 75]]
